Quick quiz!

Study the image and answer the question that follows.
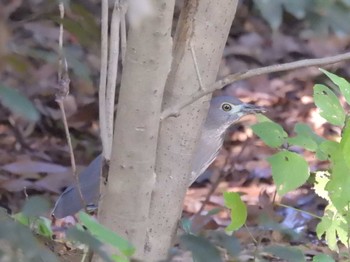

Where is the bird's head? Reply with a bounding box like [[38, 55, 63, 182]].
[[205, 96, 265, 131]]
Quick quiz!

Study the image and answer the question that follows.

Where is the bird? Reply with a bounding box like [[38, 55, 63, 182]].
[[52, 96, 264, 218]]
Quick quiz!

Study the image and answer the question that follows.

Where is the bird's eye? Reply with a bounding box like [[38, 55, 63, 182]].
[[221, 103, 232, 112]]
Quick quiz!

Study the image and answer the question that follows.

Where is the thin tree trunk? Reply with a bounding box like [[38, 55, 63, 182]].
[[97, 0, 175, 259], [145, 0, 239, 260]]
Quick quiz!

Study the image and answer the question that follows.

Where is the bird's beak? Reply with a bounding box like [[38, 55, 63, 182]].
[[241, 103, 266, 114]]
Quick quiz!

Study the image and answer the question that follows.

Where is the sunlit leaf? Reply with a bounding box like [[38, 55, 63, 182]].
[[313, 171, 330, 201], [320, 68, 350, 105], [313, 84, 345, 126], [312, 254, 335, 262], [268, 151, 309, 195], [316, 208, 349, 251], [252, 121, 288, 148], [319, 141, 350, 210], [224, 192, 247, 231]]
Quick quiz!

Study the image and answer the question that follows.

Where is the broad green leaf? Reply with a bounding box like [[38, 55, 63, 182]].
[[320, 68, 350, 105], [294, 123, 325, 145], [253, 0, 283, 30], [78, 212, 135, 257], [0, 84, 40, 122], [313, 84, 345, 126], [264, 245, 306, 262], [268, 151, 309, 195], [312, 254, 335, 262], [286, 136, 317, 151], [224, 192, 247, 231], [319, 141, 350, 210], [252, 121, 287, 148], [208, 231, 240, 257], [282, 0, 310, 19], [22, 196, 50, 218], [340, 119, 350, 168], [180, 234, 222, 262], [316, 209, 349, 251]]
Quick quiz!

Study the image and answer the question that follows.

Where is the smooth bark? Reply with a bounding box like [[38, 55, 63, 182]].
[[145, 0, 239, 260], [97, 0, 175, 259]]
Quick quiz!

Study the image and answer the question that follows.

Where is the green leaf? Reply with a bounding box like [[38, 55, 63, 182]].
[[313, 171, 330, 201], [0, 84, 40, 122], [312, 254, 335, 262], [286, 136, 317, 151], [253, 0, 283, 30], [180, 234, 222, 262], [252, 121, 288, 148], [224, 192, 247, 231], [295, 123, 325, 144], [208, 231, 240, 257], [264, 245, 306, 262], [340, 119, 350, 169], [22, 196, 50, 218], [282, 0, 310, 19], [268, 151, 310, 195], [35, 217, 53, 238], [316, 209, 348, 251], [78, 212, 135, 257], [66, 227, 113, 262], [319, 141, 350, 210], [320, 68, 350, 105], [313, 84, 345, 126]]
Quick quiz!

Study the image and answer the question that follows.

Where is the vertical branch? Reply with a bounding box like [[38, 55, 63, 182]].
[[105, 1, 121, 160], [99, 0, 109, 159], [56, 2, 86, 210]]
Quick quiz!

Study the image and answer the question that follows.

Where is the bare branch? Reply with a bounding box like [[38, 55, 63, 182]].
[[161, 51, 350, 120], [99, 0, 109, 160], [105, 2, 121, 160], [56, 2, 86, 211]]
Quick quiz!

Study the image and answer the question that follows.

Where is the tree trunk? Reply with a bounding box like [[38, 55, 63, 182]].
[[145, 0, 239, 260], [98, 0, 239, 260], [97, 0, 174, 259]]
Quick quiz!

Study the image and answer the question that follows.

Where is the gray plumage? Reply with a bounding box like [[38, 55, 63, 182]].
[[190, 96, 263, 183], [52, 96, 263, 218]]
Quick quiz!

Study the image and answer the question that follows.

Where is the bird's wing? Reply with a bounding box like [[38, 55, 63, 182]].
[[190, 130, 224, 184], [51, 154, 102, 218]]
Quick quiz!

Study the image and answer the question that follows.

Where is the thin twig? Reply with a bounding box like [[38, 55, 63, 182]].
[[244, 224, 258, 244], [105, 1, 121, 160], [56, 2, 86, 211], [99, 0, 109, 160], [161, 51, 350, 120], [190, 41, 204, 91], [276, 203, 322, 220]]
